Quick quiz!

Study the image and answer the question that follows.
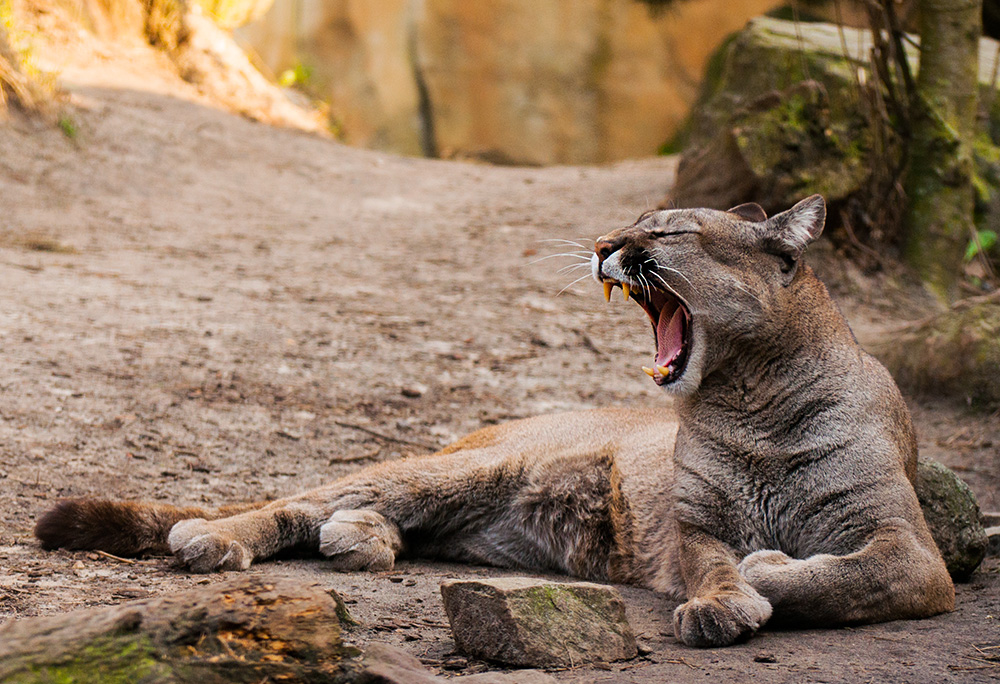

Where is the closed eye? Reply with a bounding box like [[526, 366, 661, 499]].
[[648, 229, 699, 238]]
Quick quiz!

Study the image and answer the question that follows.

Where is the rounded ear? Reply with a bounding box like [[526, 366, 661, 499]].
[[727, 202, 768, 222], [762, 194, 826, 259]]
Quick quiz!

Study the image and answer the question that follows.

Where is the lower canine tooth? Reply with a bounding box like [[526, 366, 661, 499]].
[[622, 283, 631, 301], [642, 366, 656, 378], [603, 281, 613, 302], [657, 365, 671, 377]]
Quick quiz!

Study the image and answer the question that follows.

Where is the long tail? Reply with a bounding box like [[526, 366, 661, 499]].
[[34, 499, 267, 556]]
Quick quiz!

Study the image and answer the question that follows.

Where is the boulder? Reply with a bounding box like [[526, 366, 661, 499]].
[[670, 78, 868, 215], [440, 578, 636, 668], [916, 459, 989, 581], [670, 17, 1000, 219]]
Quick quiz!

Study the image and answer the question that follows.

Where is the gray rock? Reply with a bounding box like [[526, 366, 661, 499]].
[[350, 643, 442, 684], [440, 578, 637, 668], [986, 526, 1000, 558], [348, 643, 558, 684], [915, 459, 988, 581]]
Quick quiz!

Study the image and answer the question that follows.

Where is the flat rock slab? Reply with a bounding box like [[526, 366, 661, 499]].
[[356, 643, 557, 684], [440, 577, 637, 668]]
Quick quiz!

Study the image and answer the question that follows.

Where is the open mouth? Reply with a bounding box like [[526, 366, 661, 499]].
[[602, 280, 692, 386]]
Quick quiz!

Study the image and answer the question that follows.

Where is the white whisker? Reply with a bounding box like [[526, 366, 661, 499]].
[[557, 262, 591, 274], [655, 264, 694, 290], [527, 252, 591, 266], [637, 272, 652, 299], [648, 270, 673, 292], [729, 280, 764, 307], [556, 273, 594, 297], [538, 239, 591, 249]]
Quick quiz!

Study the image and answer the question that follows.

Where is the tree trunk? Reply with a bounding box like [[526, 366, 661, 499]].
[[904, 0, 983, 302], [0, 578, 358, 683]]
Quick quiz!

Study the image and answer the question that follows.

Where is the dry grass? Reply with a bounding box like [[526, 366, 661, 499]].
[[0, 27, 38, 113], [0, 2, 58, 118], [0, 231, 79, 254]]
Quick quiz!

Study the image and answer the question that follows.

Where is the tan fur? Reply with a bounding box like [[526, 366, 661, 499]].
[[35, 196, 954, 647]]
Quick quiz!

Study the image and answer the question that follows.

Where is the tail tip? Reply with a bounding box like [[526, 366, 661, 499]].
[[35, 498, 91, 550]]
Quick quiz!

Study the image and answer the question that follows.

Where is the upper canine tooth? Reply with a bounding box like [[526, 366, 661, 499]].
[[622, 283, 631, 301], [603, 281, 613, 302]]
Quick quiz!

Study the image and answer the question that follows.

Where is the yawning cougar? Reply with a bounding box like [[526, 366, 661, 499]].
[[36, 195, 954, 647]]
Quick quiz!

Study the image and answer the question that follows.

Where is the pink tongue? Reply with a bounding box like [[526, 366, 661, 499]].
[[656, 306, 685, 367]]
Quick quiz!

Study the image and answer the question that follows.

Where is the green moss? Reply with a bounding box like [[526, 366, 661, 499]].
[[12, 634, 169, 684], [518, 585, 619, 624], [328, 588, 361, 627], [521, 585, 565, 616], [58, 114, 78, 139]]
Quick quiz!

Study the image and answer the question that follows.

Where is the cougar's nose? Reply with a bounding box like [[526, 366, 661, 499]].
[[595, 233, 627, 264]]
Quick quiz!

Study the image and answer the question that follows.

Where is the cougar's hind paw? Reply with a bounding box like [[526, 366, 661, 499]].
[[319, 509, 401, 572], [168, 519, 251, 573], [673, 587, 773, 648]]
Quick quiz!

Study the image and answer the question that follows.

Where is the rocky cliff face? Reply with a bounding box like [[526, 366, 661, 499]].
[[238, 0, 781, 164]]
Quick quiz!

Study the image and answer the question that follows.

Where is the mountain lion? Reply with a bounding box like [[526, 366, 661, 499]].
[[35, 195, 954, 647]]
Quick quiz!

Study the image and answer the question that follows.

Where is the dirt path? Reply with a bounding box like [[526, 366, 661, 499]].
[[0, 32, 998, 683]]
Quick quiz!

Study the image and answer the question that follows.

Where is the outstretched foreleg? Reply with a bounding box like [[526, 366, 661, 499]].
[[165, 450, 530, 573]]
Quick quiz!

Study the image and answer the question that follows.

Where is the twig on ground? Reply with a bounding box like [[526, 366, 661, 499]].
[[662, 657, 699, 669], [334, 420, 438, 451], [95, 550, 136, 565]]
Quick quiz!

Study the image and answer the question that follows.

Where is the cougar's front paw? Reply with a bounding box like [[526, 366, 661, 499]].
[[738, 549, 806, 603], [673, 588, 772, 648], [319, 509, 401, 572], [738, 549, 794, 578], [168, 519, 251, 573]]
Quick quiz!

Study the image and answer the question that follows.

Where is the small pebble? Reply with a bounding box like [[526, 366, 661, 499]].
[[401, 384, 426, 398]]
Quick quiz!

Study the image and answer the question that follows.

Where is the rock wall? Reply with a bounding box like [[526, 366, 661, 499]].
[[238, 0, 782, 163]]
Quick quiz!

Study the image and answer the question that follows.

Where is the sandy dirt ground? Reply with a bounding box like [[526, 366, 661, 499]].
[[1, 26, 999, 684]]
